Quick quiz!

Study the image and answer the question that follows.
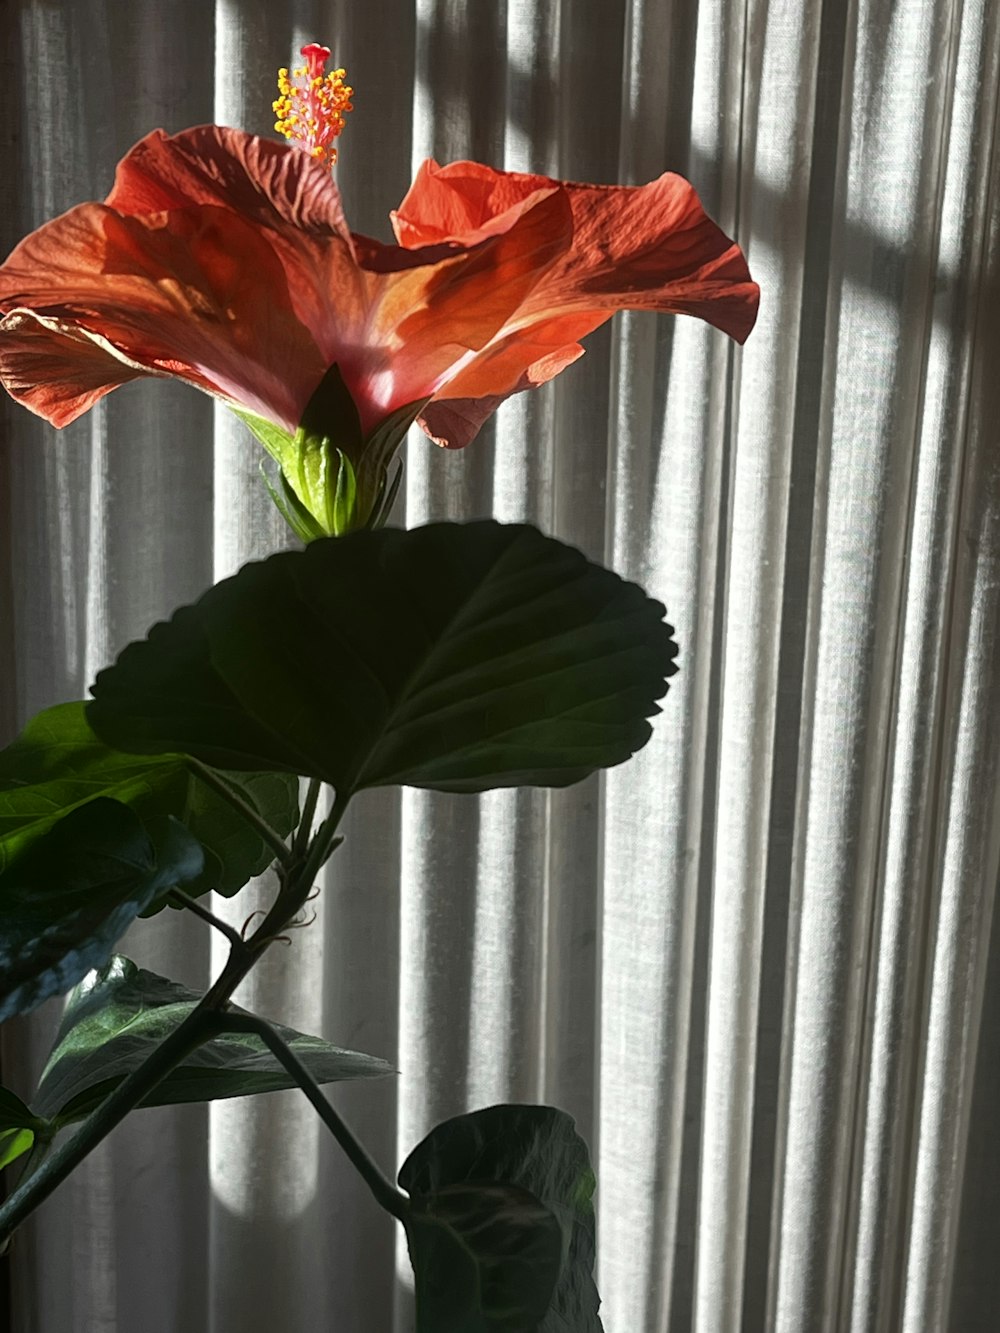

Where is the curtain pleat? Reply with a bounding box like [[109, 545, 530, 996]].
[[1, 2, 998, 1331]]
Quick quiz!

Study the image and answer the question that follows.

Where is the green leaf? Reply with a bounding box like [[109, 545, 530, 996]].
[[405, 1182, 563, 1332], [257, 460, 327, 543], [298, 362, 364, 456], [354, 396, 426, 510], [331, 448, 358, 536], [232, 408, 297, 473], [33, 956, 394, 1125], [0, 701, 298, 900], [88, 522, 679, 795], [399, 1104, 603, 1332], [0, 800, 203, 1021], [0, 1087, 44, 1169], [0, 1128, 35, 1171], [0, 1086, 37, 1134]]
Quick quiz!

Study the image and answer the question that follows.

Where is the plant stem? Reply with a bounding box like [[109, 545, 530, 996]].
[[298, 788, 351, 890], [292, 777, 324, 858], [187, 758, 295, 870], [168, 889, 246, 949], [0, 786, 356, 1247], [240, 788, 351, 953], [218, 1013, 408, 1223]]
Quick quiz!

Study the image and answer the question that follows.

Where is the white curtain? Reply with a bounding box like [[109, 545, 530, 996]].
[[1, 0, 998, 1330]]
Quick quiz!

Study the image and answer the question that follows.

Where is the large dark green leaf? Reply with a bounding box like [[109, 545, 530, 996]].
[[88, 522, 678, 794], [0, 702, 298, 898], [399, 1104, 603, 1333], [0, 800, 203, 1022], [33, 956, 394, 1125]]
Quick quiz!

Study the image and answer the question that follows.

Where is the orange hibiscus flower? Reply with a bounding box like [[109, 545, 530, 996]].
[[0, 49, 758, 534]]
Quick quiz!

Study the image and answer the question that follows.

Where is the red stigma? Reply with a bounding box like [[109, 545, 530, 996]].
[[301, 43, 332, 76]]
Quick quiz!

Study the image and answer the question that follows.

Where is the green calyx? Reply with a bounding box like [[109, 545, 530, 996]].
[[236, 365, 426, 539]]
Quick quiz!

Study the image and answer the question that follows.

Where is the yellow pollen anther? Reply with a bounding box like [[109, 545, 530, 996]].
[[272, 43, 353, 169]]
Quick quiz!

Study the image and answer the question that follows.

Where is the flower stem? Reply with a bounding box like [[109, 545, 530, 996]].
[[187, 758, 295, 870], [217, 1013, 408, 1223]]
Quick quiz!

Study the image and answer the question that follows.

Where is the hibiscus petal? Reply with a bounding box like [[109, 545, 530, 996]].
[[104, 131, 379, 413], [394, 159, 759, 343], [0, 310, 146, 427], [416, 395, 508, 451], [419, 311, 600, 448], [332, 187, 575, 434], [0, 200, 328, 433], [385, 160, 759, 446], [103, 128, 370, 385], [107, 125, 352, 240], [392, 160, 557, 248]]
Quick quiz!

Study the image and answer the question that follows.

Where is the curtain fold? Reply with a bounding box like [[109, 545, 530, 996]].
[[1, 1, 997, 1331]]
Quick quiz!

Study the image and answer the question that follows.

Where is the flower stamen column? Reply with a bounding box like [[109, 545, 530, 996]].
[[273, 43, 353, 169]]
